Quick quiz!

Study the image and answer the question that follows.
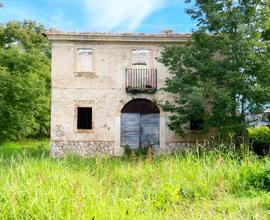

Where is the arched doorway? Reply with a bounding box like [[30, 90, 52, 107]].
[[121, 99, 160, 149]]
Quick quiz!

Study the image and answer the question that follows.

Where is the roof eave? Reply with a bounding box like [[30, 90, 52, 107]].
[[45, 32, 192, 43]]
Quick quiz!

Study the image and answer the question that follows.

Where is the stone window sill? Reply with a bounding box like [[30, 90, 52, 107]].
[[76, 129, 95, 133], [74, 71, 96, 77]]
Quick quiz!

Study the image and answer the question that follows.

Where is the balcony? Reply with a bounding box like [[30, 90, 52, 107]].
[[125, 68, 157, 93]]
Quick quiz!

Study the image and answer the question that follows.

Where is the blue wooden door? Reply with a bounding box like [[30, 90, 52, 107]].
[[140, 114, 160, 148], [121, 113, 140, 149], [121, 113, 159, 149]]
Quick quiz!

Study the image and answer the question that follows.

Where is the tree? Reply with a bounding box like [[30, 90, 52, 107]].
[[160, 0, 270, 138], [0, 21, 51, 141]]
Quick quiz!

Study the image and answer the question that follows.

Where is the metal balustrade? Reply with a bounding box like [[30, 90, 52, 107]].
[[125, 68, 157, 93]]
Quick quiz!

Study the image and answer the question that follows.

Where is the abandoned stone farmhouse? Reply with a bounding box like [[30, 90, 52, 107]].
[[46, 31, 201, 157]]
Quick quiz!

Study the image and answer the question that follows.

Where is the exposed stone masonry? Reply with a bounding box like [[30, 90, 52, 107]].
[[163, 142, 195, 154], [51, 141, 114, 157]]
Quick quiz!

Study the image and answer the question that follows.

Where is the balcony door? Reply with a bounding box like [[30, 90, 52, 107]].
[[121, 99, 160, 149]]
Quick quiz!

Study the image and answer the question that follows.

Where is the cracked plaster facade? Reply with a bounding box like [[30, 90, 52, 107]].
[[47, 31, 202, 157]]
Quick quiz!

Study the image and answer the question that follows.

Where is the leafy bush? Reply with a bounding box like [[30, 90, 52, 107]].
[[248, 126, 270, 155], [248, 126, 270, 143]]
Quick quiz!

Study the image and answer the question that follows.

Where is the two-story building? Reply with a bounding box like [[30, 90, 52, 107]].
[[46, 31, 198, 157]]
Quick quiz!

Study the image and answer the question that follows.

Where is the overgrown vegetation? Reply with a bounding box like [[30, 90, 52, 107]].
[[248, 126, 270, 155], [123, 144, 154, 159], [0, 21, 51, 141], [160, 0, 270, 137], [0, 141, 270, 219], [248, 126, 270, 143]]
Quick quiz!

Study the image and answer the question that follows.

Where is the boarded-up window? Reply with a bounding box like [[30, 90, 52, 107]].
[[77, 49, 93, 72], [132, 49, 151, 67], [77, 107, 92, 130]]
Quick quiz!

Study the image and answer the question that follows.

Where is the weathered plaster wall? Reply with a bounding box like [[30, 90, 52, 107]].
[[50, 40, 197, 157]]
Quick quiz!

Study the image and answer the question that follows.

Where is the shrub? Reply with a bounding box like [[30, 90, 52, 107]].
[[248, 126, 270, 143], [248, 126, 270, 156]]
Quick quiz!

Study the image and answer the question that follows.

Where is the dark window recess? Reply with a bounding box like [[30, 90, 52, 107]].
[[77, 107, 92, 129], [190, 118, 204, 131]]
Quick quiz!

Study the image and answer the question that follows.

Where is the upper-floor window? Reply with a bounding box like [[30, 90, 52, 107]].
[[77, 48, 93, 72], [132, 49, 151, 68]]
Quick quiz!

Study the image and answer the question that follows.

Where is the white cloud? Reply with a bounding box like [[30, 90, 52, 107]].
[[82, 0, 167, 32]]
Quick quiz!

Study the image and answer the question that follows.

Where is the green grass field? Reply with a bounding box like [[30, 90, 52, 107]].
[[0, 140, 270, 219]]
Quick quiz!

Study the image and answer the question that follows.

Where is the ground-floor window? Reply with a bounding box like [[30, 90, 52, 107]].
[[77, 107, 92, 130], [190, 117, 204, 131]]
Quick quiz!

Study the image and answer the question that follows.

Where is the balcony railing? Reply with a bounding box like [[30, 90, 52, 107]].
[[126, 68, 157, 93]]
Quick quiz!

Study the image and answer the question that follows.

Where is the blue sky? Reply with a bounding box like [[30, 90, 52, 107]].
[[0, 0, 196, 33]]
